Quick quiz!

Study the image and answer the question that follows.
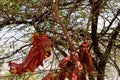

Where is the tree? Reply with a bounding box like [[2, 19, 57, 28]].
[[0, 0, 120, 80]]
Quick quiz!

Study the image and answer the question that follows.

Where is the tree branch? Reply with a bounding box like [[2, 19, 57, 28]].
[[0, 10, 51, 29], [105, 22, 120, 58], [109, 56, 120, 76], [91, 0, 105, 59], [101, 10, 120, 36], [0, 44, 31, 61]]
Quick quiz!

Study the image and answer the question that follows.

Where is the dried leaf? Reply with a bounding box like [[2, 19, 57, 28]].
[[58, 56, 70, 68], [68, 67, 78, 80], [58, 70, 68, 80], [42, 72, 57, 80], [9, 33, 51, 75]]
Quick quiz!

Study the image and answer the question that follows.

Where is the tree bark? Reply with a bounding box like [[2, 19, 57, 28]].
[[91, 0, 106, 80], [91, 1, 120, 80], [91, 13, 106, 80]]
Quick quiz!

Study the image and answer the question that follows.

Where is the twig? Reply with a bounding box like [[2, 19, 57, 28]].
[[52, 0, 72, 51], [109, 56, 120, 76], [0, 44, 31, 60], [101, 10, 120, 36]]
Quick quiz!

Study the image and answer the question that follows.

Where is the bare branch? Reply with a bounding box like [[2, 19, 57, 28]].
[[0, 44, 31, 60]]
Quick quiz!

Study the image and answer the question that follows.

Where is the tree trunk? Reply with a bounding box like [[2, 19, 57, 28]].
[[91, 1, 106, 80], [91, 1, 120, 80], [91, 14, 106, 80]]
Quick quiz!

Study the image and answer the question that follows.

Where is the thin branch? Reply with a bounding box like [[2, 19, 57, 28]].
[[52, 0, 72, 51], [101, 10, 120, 36], [0, 44, 31, 60], [105, 22, 120, 54], [109, 56, 120, 76], [0, 10, 50, 29]]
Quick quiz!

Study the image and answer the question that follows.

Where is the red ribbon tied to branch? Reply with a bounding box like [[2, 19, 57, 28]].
[[9, 32, 51, 75]]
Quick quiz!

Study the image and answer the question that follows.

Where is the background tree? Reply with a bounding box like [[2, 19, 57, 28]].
[[0, 0, 120, 80]]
